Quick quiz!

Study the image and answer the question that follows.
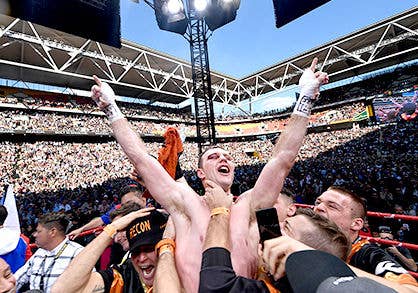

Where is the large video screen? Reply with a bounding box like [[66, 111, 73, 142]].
[[373, 91, 417, 123], [4, 0, 121, 48]]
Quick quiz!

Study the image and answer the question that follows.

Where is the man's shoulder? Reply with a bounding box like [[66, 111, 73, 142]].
[[68, 240, 84, 248], [352, 243, 408, 276], [355, 242, 389, 257], [65, 240, 85, 255]]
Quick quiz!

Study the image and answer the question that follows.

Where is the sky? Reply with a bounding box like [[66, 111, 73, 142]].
[[120, 1, 417, 79]]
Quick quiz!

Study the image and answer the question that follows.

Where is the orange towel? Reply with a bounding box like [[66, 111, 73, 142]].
[[143, 127, 184, 199]]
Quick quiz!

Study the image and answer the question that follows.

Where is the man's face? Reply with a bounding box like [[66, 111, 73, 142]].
[[34, 223, 51, 250], [313, 190, 356, 235], [281, 214, 316, 241], [379, 232, 394, 240], [121, 192, 146, 208], [394, 206, 404, 214], [198, 148, 235, 192], [131, 245, 158, 288], [0, 258, 16, 293]]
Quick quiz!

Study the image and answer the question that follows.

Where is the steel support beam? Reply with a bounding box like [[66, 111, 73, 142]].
[[186, 10, 216, 153]]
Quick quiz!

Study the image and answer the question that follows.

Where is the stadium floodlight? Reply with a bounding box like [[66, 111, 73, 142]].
[[154, 0, 188, 34], [149, 0, 240, 152], [194, 0, 209, 12], [166, 0, 183, 14], [204, 0, 240, 31]]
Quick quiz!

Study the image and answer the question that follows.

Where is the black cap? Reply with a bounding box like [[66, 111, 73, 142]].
[[126, 210, 168, 253]]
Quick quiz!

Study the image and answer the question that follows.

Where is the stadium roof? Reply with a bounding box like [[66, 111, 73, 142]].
[[0, 7, 416, 107]]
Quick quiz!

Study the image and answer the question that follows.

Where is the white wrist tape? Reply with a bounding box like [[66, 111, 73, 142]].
[[98, 82, 124, 123], [293, 95, 314, 118], [293, 69, 320, 117], [103, 103, 124, 123]]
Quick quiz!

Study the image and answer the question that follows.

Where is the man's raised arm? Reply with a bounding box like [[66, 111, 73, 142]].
[[90, 76, 193, 214], [249, 58, 328, 210]]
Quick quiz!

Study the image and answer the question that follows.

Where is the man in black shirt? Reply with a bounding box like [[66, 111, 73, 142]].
[[378, 226, 417, 272], [52, 208, 167, 293]]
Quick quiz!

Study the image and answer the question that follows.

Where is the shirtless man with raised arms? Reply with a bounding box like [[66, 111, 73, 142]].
[[90, 58, 328, 293]]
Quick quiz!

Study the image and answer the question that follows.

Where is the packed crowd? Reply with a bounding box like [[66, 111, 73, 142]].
[[309, 102, 365, 126], [1, 60, 417, 293], [0, 94, 193, 121], [315, 63, 418, 107], [2, 122, 416, 228], [0, 101, 364, 138], [0, 110, 194, 136]]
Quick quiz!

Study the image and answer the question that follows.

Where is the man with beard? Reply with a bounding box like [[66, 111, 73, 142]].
[[15, 213, 84, 293]]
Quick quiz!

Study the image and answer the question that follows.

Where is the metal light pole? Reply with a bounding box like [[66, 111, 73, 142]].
[[147, 0, 240, 153], [185, 1, 217, 154]]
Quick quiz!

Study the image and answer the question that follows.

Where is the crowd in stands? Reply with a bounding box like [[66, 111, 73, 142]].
[[0, 102, 364, 137], [0, 110, 194, 136], [309, 102, 364, 126], [315, 63, 418, 107], [1, 122, 416, 242], [0, 94, 193, 121]]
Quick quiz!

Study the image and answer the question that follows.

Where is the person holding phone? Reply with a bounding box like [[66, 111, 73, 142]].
[[199, 180, 351, 293]]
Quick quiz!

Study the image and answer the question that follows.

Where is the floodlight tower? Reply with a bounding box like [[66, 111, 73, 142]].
[[152, 0, 240, 154]]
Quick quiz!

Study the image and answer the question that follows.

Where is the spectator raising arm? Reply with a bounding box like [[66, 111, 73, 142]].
[[51, 208, 154, 293], [67, 217, 104, 240]]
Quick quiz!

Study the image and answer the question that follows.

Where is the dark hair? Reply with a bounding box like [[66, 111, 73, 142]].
[[110, 202, 142, 221], [327, 185, 367, 220], [38, 213, 70, 235], [280, 187, 295, 204], [295, 208, 351, 261], [0, 205, 7, 225], [120, 185, 143, 200]]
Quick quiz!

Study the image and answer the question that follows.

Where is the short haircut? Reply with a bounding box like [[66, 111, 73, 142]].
[[38, 213, 69, 235], [280, 187, 295, 204], [327, 185, 366, 220], [295, 208, 351, 261], [110, 202, 141, 221], [120, 185, 143, 199], [0, 205, 8, 225]]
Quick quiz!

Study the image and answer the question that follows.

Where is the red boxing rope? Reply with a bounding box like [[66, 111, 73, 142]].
[[362, 236, 418, 251], [367, 211, 418, 222], [29, 227, 104, 249]]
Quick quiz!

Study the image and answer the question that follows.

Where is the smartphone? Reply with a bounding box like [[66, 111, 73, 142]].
[[256, 208, 281, 244]]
